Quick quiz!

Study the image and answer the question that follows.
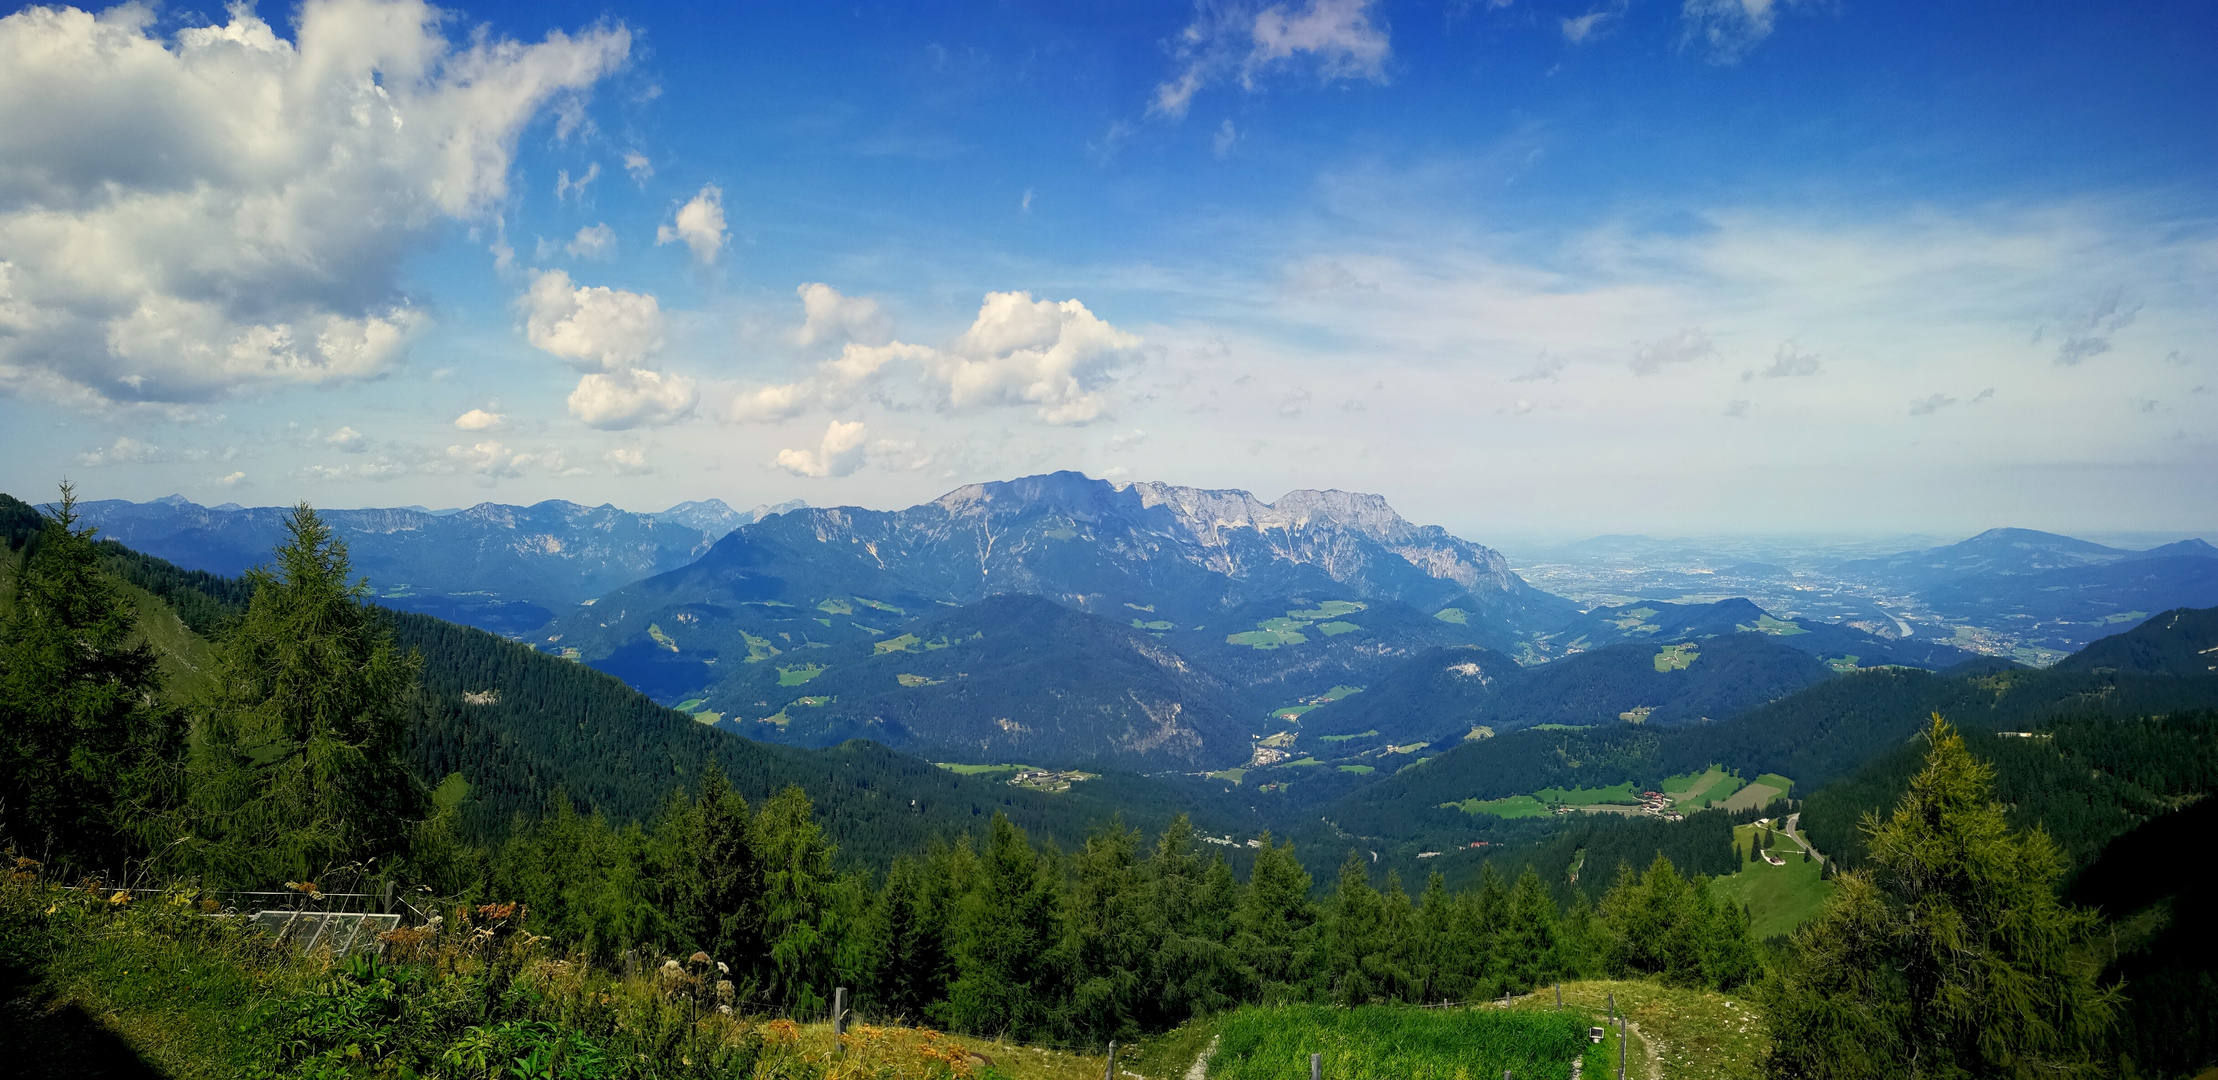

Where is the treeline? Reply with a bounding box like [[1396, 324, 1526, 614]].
[[1801, 710, 2218, 872], [469, 779, 1761, 1043]]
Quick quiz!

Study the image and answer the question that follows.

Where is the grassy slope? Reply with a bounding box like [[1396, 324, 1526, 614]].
[[1507, 980, 1767, 1080], [1711, 824, 1833, 940]]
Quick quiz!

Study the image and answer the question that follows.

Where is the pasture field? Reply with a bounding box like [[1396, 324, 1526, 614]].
[[1433, 607, 1469, 624], [1715, 823, 1834, 940], [1654, 643, 1700, 672], [776, 663, 827, 686], [1288, 600, 1366, 619], [1338, 764, 1375, 774], [1319, 729, 1380, 742], [1444, 794, 1551, 819], [935, 762, 1030, 776], [1534, 781, 1639, 806], [1506, 980, 1766, 1080], [896, 673, 945, 686], [1318, 620, 1362, 636], [1205, 1003, 1608, 1080], [1132, 619, 1176, 630], [1719, 774, 1792, 812]]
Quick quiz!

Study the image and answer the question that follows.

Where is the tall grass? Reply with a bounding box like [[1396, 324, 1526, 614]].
[[1208, 1004, 1604, 1080]]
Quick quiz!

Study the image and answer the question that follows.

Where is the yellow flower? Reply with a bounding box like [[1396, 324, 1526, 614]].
[[108, 890, 131, 906]]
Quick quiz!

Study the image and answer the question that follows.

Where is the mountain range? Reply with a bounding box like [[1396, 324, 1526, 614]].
[[74, 495, 803, 635]]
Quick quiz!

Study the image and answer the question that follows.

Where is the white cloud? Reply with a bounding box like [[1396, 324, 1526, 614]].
[[453, 407, 507, 431], [775, 419, 869, 478], [555, 162, 600, 203], [442, 439, 584, 481], [1562, 2, 1627, 43], [2050, 287, 2140, 366], [567, 368, 697, 429], [566, 223, 617, 260], [1682, 0, 1807, 63], [604, 446, 651, 475], [791, 283, 891, 347], [622, 150, 653, 185], [217, 470, 246, 485], [522, 269, 663, 372], [1151, 0, 1390, 121], [1510, 352, 1568, 383], [930, 292, 1146, 424], [76, 435, 165, 466], [326, 425, 368, 452], [656, 183, 727, 263], [735, 289, 1145, 426], [0, 1, 630, 408], [1629, 328, 1718, 375], [1213, 119, 1238, 159]]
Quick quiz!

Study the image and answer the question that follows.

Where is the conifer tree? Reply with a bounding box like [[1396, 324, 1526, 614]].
[[941, 813, 1061, 1038], [753, 783, 836, 1013], [0, 483, 180, 875], [186, 503, 419, 887], [1763, 716, 2118, 1079], [676, 760, 757, 972], [1233, 832, 1313, 1003], [1499, 866, 1561, 991], [1066, 821, 1149, 1041]]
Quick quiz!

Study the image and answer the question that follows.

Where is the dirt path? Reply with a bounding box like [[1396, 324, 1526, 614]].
[[1183, 1036, 1217, 1080]]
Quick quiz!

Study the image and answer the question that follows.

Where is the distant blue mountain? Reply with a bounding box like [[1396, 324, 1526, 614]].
[[74, 495, 803, 636]]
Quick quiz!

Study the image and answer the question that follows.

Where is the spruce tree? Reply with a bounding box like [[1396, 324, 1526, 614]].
[[676, 760, 757, 973], [941, 813, 1061, 1038], [0, 483, 181, 876], [753, 784, 836, 1013], [186, 504, 420, 887], [1232, 832, 1313, 1003], [1762, 716, 2118, 1079]]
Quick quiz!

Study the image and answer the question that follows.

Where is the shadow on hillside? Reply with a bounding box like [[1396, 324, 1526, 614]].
[[0, 974, 167, 1079]]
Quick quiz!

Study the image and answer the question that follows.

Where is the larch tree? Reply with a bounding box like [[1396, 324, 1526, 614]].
[[1763, 715, 2118, 1079]]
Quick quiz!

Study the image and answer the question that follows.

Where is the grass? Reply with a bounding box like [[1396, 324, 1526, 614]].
[[1683, 772, 1745, 808], [1506, 980, 1767, 1080], [791, 695, 833, 707], [1445, 794, 1551, 819], [1654, 643, 1700, 672], [1227, 628, 1306, 648], [876, 633, 922, 653], [121, 578, 219, 703], [1287, 600, 1366, 619], [777, 663, 827, 686], [1208, 768, 1249, 785], [1338, 764, 1375, 775], [935, 762, 1030, 776], [1433, 608, 1468, 624], [1318, 620, 1362, 636], [1206, 1003, 1607, 1080], [1533, 781, 1640, 806], [852, 596, 906, 613], [1718, 775, 1790, 813], [1273, 704, 1320, 720], [1132, 619, 1175, 630], [1281, 757, 1325, 767], [897, 673, 946, 687], [817, 597, 854, 615], [1715, 824, 1835, 940], [1736, 614, 1808, 636], [739, 629, 782, 661], [1318, 729, 1380, 742], [647, 623, 679, 652]]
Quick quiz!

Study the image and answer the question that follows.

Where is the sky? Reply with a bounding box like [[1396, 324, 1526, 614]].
[[0, 0, 2212, 543]]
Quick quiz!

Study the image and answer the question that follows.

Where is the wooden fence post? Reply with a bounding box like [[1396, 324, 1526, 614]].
[[1311, 1051, 1322, 1080], [833, 987, 848, 1056], [1104, 1040, 1117, 1080]]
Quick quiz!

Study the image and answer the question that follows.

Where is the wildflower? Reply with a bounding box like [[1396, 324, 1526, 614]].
[[108, 890, 131, 906], [689, 950, 710, 965], [717, 961, 729, 974]]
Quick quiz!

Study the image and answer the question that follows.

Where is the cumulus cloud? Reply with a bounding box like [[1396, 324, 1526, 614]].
[[442, 440, 583, 481], [1908, 393, 1956, 416], [734, 288, 1143, 427], [775, 419, 869, 478], [566, 223, 617, 260], [0, 1, 630, 408], [930, 292, 1146, 424], [453, 407, 507, 431], [1151, 0, 1390, 120], [523, 269, 663, 371], [657, 183, 727, 263], [77, 435, 166, 466], [1682, 0, 1808, 63], [622, 150, 653, 185], [567, 368, 697, 429], [520, 269, 694, 427], [1629, 328, 1718, 375], [326, 426, 368, 452], [217, 470, 246, 486], [604, 446, 651, 475], [791, 283, 891, 348]]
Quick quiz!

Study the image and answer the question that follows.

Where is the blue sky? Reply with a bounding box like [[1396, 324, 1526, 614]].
[[0, 0, 2211, 540]]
